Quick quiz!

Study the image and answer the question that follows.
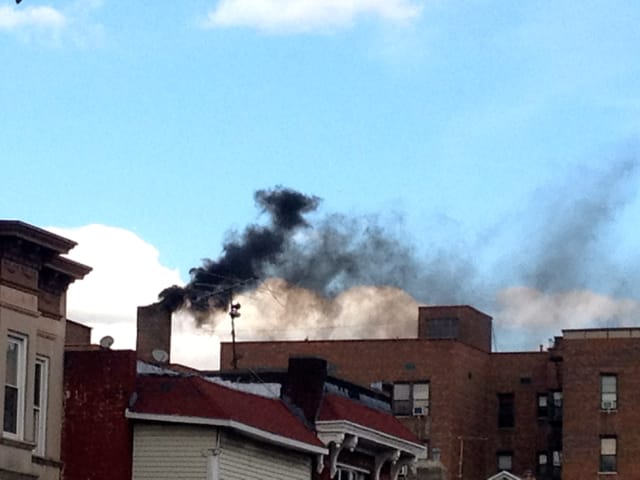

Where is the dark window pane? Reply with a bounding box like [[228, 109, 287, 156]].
[[498, 393, 515, 428], [4, 385, 18, 433], [426, 317, 459, 339], [600, 455, 616, 472]]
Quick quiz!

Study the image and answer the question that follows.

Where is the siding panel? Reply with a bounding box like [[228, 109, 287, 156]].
[[219, 432, 311, 480], [132, 423, 217, 480]]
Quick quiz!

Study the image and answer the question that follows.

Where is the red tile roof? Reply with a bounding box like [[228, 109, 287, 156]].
[[130, 375, 323, 449], [318, 393, 421, 444]]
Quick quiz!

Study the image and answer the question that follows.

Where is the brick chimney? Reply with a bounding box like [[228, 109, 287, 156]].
[[136, 302, 172, 363], [282, 357, 328, 426]]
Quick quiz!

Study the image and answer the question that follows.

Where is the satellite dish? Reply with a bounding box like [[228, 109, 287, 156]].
[[99, 336, 114, 349], [152, 349, 169, 363]]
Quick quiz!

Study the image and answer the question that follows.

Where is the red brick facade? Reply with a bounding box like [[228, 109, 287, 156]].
[[221, 306, 640, 479], [62, 349, 137, 480]]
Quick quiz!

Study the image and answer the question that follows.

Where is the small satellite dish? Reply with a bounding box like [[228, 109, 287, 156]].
[[99, 336, 114, 349], [152, 349, 169, 363]]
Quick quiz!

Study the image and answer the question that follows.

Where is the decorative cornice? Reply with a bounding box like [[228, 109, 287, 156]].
[[0, 221, 77, 254]]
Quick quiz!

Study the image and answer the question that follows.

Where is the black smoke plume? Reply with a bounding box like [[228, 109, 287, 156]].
[[159, 187, 320, 313]]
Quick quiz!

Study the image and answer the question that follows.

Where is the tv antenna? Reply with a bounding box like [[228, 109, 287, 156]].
[[229, 300, 241, 369]]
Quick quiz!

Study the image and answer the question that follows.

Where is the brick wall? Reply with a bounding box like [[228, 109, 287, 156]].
[[559, 337, 640, 478], [62, 349, 137, 480]]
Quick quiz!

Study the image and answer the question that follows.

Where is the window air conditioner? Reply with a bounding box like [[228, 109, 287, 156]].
[[412, 406, 426, 416], [601, 400, 617, 410]]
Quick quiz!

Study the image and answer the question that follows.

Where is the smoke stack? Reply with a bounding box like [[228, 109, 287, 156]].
[[136, 302, 172, 363]]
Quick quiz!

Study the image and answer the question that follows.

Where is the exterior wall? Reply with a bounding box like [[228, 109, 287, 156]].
[[0, 223, 89, 480], [131, 424, 312, 480], [222, 338, 491, 479], [417, 305, 492, 352], [220, 430, 312, 480], [559, 336, 640, 478], [64, 320, 91, 346], [132, 423, 215, 480], [487, 353, 559, 478], [62, 349, 137, 480]]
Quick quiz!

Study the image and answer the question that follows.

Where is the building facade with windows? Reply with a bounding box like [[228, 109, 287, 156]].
[[221, 305, 640, 479], [0, 221, 90, 480]]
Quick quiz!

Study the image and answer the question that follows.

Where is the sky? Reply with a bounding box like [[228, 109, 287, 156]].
[[2, 0, 640, 369]]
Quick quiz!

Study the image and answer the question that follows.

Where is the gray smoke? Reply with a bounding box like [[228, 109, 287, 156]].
[[164, 151, 640, 343]]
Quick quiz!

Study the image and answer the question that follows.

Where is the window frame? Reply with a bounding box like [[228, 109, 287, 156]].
[[537, 451, 548, 476], [392, 381, 430, 416], [33, 355, 49, 456], [4, 333, 27, 440], [600, 374, 618, 411], [498, 393, 515, 428], [497, 451, 513, 472], [537, 393, 549, 419], [599, 436, 617, 473]]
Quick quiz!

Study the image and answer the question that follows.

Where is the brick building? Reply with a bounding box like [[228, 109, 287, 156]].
[[62, 304, 426, 480], [220, 305, 640, 479]]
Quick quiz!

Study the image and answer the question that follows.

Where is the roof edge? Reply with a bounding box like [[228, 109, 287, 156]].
[[0, 221, 77, 254], [125, 410, 328, 455]]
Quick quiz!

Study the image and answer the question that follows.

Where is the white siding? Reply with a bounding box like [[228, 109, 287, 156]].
[[132, 423, 217, 480], [219, 431, 312, 480]]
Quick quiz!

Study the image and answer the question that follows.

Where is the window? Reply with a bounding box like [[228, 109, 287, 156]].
[[600, 437, 616, 472], [601, 374, 617, 410], [537, 452, 548, 476], [392, 382, 429, 416], [550, 391, 563, 420], [498, 393, 514, 428], [426, 317, 459, 339], [4, 334, 27, 438], [537, 393, 549, 419], [33, 356, 48, 456], [497, 452, 513, 472]]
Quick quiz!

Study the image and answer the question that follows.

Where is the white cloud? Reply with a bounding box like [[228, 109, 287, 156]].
[[203, 0, 423, 33], [49, 225, 221, 369], [0, 5, 66, 32], [0, 2, 103, 46], [495, 286, 640, 331]]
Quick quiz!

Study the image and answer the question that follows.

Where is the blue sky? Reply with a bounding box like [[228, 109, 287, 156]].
[[2, 0, 640, 366]]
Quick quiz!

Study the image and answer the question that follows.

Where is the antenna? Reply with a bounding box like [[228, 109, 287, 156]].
[[99, 336, 114, 349], [229, 299, 241, 370]]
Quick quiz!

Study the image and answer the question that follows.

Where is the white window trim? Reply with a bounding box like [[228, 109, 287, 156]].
[[33, 355, 48, 456], [4, 333, 27, 440]]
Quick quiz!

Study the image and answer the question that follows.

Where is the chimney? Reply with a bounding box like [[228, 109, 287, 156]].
[[136, 302, 172, 363], [282, 357, 328, 426]]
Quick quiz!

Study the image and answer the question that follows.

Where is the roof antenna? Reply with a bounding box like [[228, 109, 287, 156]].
[[229, 297, 241, 370]]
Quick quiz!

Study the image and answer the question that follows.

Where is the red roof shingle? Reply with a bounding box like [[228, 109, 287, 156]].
[[130, 375, 323, 449], [318, 393, 421, 444]]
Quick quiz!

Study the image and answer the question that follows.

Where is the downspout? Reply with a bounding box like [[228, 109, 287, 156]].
[[206, 430, 222, 480]]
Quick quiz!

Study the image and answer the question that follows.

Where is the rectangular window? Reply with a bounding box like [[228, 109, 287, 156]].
[[537, 393, 549, 419], [498, 393, 515, 428], [551, 390, 563, 420], [33, 356, 48, 456], [4, 334, 27, 438], [600, 437, 617, 472], [392, 382, 430, 416], [537, 452, 548, 476], [426, 317, 459, 339], [497, 452, 513, 472], [601, 374, 617, 410]]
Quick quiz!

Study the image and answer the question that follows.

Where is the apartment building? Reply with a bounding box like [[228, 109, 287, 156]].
[[221, 305, 640, 479], [0, 221, 90, 480]]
